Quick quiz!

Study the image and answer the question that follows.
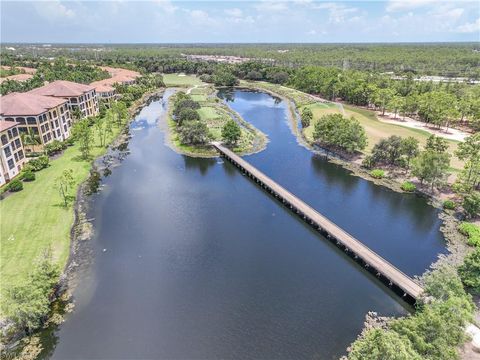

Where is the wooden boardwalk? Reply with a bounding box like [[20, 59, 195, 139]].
[[212, 142, 424, 303]]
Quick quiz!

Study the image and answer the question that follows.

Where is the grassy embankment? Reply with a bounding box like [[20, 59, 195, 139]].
[[241, 80, 463, 171], [165, 75, 266, 157], [0, 118, 126, 311]]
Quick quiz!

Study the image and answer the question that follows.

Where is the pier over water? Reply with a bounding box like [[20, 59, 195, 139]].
[[212, 141, 424, 304]]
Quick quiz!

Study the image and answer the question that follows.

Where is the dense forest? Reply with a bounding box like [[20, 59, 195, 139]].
[[2, 42, 479, 78]]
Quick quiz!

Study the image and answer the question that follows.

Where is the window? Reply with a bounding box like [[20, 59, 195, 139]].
[[42, 114, 47, 121], [57, 129, 61, 137], [19, 127, 27, 134], [14, 152, 18, 162], [1, 135, 9, 145], [26, 117, 36, 125], [47, 133, 52, 141], [70, 98, 77, 103], [43, 135, 48, 143], [18, 150, 24, 160], [7, 159, 14, 170], [11, 141, 15, 150], [4, 146, 12, 158], [15, 139, 21, 148], [60, 106, 65, 114], [16, 117, 26, 124], [55, 120, 59, 127], [53, 110, 57, 118], [64, 125, 67, 132], [12, 128, 18, 137], [41, 125, 45, 133]]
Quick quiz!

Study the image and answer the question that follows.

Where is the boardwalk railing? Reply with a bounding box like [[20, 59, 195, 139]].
[[212, 142, 424, 304]]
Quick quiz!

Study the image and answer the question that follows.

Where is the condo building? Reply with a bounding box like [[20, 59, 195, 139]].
[[90, 81, 117, 102], [29, 80, 99, 118], [0, 121, 26, 186], [0, 92, 73, 146]]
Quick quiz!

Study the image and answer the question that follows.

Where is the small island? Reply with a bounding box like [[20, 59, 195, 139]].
[[164, 74, 266, 157]]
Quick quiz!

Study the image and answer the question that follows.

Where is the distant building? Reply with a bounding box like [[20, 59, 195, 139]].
[[29, 80, 99, 118], [0, 92, 73, 145], [90, 81, 117, 101], [0, 121, 26, 186], [0, 73, 34, 84]]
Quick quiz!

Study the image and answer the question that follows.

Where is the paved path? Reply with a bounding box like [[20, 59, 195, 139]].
[[212, 141, 424, 301]]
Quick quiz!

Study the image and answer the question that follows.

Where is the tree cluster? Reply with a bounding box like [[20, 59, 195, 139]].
[[312, 113, 367, 155], [172, 92, 210, 145]]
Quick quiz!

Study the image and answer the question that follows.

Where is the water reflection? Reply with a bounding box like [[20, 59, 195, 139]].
[[183, 156, 217, 176]]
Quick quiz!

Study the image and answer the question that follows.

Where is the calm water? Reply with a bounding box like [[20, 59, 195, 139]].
[[45, 89, 446, 359]]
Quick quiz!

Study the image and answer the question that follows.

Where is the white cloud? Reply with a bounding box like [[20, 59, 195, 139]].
[[155, 0, 178, 14], [254, 1, 289, 12], [225, 8, 243, 17], [307, 29, 316, 35], [33, 0, 75, 21], [312, 2, 359, 23], [386, 0, 435, 13], [456, 17, 480, 33]]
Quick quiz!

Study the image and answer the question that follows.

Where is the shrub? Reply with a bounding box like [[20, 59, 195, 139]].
[[463, 192, 480, 218], [22, 169, 36, 182], [44, 140, 66, 156], [370, 169, 385, 179], [401, 181, 416, 192], [7, 179, 23, 192], [361, 155, 375, 169], [348, 328, 422, 360], [458, 222, 480, 247], [65, 137, 75, 146], [458, 248, 480, 294], [442, 200, 456, 210], [28, 155, 50, 172]]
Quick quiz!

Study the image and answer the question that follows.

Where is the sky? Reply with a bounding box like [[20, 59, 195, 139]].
[[1, 0, 479, 43]]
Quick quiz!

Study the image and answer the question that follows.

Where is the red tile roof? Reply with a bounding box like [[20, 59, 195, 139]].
[[0, 121, 18, 132], [0, 92, 67, 116], [1, 66, 37, 74], [28, 80, 95, 98], [89, 80, 116, 93], [0, 74, 33, 84]]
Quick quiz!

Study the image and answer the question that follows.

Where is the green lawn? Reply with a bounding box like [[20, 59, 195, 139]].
[[301, 102, 462, 169], [190, 94, 208, 102], [198, 106, 220, 121], [162, 73, 202, 87], [0, 126, 121, 305]]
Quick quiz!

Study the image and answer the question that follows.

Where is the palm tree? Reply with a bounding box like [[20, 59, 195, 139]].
[[21, 128, 42, 152]]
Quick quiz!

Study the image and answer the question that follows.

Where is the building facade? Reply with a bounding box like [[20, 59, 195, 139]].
[[0, 92, 73, 146], [90, 81, 117, 102], [29, 80, 99, 119], [0, 122, 26, 186]]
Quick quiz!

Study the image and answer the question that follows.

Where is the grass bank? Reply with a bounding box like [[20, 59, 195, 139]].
[[0, 127, 121, 303], [0, 91, 160, 314]]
